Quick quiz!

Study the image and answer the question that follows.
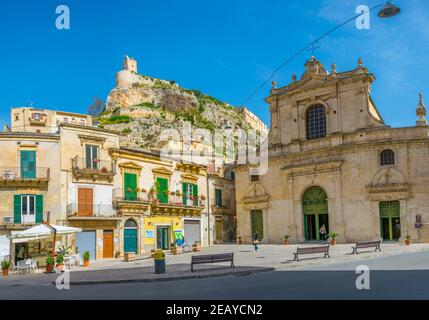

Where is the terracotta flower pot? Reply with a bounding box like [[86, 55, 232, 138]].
[[405, 240, 411, 246], [331, 239, 337, 245], [2, 269, 9, 277], [84, 260, 90, 267], [45, 264, 54, 273], [56, 264, 64, 271], [284, 240, 289, 245]]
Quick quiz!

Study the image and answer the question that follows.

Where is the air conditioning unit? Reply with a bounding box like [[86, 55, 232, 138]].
[[3, 217, 14, 224], [2, 171, 15, 179]]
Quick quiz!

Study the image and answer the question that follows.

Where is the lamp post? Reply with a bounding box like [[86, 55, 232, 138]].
[[242, 2, 401, 105]]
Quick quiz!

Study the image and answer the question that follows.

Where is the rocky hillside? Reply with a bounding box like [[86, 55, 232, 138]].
[[98, 74, 255, 150]]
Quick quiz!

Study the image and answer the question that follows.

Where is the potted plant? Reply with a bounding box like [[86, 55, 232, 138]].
[[1, 259, 10, 277], [83, 251, 90, 267], [56, 254, 64, 271], [283, 235, 290, 245], [126, 187, 132, 193], [170, 243, 182, 255], [101, 166, 108, 173], [45, 256, 55, 273], [134, 187, 140, 193], [238, 236, 243, 245], [141, 188, 147, 193], [405, 235, 411, 246], [328, 232, 338, 245], [192, 241, 202, 252]]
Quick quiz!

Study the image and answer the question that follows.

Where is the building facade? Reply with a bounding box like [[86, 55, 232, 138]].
[[235, 57, 429, 244]]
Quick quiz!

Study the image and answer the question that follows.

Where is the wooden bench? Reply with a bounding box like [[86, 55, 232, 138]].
[[351, 240, 381, 254], [293, 245, 330, 262], [191, 253, 234, 272]]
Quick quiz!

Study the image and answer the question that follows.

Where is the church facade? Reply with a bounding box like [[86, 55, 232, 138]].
[[235, 57, 429, 244]]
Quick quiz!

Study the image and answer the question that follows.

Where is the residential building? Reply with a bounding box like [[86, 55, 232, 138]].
[[10, 107, 92, 134], [0, 130, 61, 264], [110, 147, 210, 254]]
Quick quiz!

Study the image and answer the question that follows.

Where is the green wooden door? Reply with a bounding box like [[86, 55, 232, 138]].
[[251, 210, 263, 240], [156, 227, 170, 250], [303, 187, 329, 240], [157, 177, 169, 204], [20, 150, 36, 178], [124, 173, 137, 200], [380, 201, 401, 241], [124, 229, 137, 253]]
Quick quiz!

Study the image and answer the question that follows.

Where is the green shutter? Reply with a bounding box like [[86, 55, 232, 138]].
[[20, 150, 36, 178], [157, 177, 169, 204], [192, 184, 198, 206], [182, 183, 188, 205], [36, 195, 43, 223], [124, 173, 137, 200], [14, 195, 21, 224], [215, 189, 222, 207]]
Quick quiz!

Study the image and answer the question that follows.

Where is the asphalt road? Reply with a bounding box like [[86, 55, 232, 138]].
[[1, 251, 429, 300]]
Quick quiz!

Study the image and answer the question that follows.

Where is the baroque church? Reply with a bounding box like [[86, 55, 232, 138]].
[[235, 56, 429, 244]]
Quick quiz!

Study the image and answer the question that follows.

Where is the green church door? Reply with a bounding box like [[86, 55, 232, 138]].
[[124, 219, 138, 253], [303, 187, 329, 241], [251, 210, 263, 240], [380, 201, 401, 241]]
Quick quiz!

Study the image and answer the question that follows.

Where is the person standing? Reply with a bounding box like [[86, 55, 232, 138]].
[[253, 231, 260, 252], [319, 224, 327, 241]]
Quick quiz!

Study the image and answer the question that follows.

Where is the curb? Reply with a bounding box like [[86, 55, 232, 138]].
[[53, 267, 275, 286]]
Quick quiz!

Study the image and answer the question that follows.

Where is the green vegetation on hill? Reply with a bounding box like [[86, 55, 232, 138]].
[[99, 115, 132, 125]]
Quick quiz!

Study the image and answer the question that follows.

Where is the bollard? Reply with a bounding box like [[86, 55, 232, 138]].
[[154, 249, 166, 274]]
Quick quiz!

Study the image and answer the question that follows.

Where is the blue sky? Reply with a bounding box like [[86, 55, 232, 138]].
[[0, 0, 428, 128]]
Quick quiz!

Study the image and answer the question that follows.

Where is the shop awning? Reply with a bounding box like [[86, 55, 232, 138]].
[[11, 224, 82, 243]]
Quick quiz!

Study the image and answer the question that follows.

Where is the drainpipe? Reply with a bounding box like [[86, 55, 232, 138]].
[[206, 174, 211, 246]]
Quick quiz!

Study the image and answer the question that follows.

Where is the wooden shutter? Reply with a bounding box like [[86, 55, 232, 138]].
[[192, 184, 198, 206], [157, 177, 169, 204], [215, 189, 222, 207], [124, 173, 137, 200], [14, 195, 21, 224], [20, 150, 36, 178], [182, 183, 188, 205], [35, 195, 43, 223]]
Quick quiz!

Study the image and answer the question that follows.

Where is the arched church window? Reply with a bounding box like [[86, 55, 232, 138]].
[[306, 104, 327, 140], [380, 149, 395, 166]]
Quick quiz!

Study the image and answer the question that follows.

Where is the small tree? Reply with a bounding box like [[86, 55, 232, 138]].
[[88, 97, 104, 116]]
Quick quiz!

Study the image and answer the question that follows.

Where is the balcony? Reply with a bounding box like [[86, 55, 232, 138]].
[[0, 167, 50, 188], [71, 157, 114, 183], [29, 117, 47, 126], [212, 199, 232, 215], [113, 188, 204, 216], [0, 211, 49, 228], [66, 203, 120, 220]]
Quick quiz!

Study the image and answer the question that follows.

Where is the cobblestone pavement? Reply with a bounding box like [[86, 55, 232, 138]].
[[1, 243, 428, 285]]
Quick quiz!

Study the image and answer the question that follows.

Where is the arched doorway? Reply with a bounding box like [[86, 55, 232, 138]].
[[124, 219, 138, 254], [302, 187, 329, 240]]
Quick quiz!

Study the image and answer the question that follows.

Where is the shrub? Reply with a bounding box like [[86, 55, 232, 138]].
[[56, 254, 64, 265], [100, 115, 131, 125], [45, 256, 54, 265], [121, 128, 132, 134], [83, 251, 90, 261], [1, 259, 10, 270]]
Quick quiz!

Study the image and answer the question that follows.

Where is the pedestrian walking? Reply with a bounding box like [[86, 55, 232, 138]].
[[253, 231, 260, 252]]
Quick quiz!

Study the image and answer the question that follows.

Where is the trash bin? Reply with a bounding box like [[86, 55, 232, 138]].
[[154, 250, 166, 274]]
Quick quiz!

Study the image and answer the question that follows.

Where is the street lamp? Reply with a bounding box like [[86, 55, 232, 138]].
[[242, 1, 402, 105], [378, 1, 401, 18]]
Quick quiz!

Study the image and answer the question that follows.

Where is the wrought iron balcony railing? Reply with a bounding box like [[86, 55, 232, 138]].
[[0, 167, 50, 180], [66, 203, 117, 218]]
